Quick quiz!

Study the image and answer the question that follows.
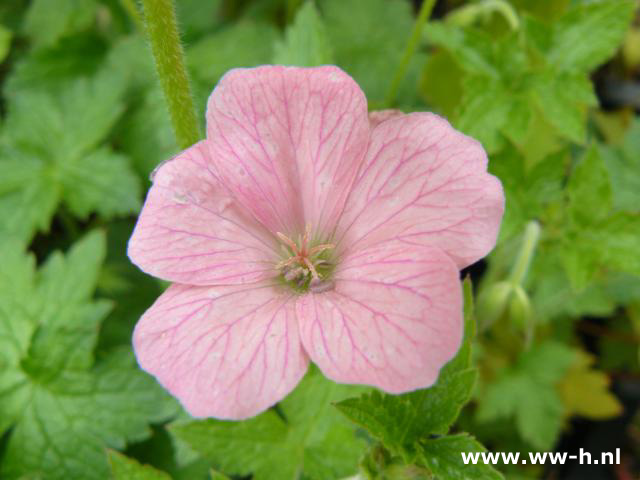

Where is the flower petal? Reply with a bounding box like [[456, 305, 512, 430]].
[[368, 109, 403, 128], [296, 242, 462, 393], [128, 141, 278, 286], [134, 283, 308, 419], [206, 65, 369, 236], [337, 113, 504, 269]]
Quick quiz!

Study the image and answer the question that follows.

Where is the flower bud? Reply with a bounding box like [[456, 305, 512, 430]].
[[477, 281, 513, 329], [508, 285, 533, 331]]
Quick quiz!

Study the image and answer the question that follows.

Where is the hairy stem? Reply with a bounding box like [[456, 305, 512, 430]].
[[141, 0, 200, 149], [384, 0, 436, 107]]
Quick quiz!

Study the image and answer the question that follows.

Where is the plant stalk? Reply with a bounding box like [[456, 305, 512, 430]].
[[384, 0, 436, 107], [120, 0, 144, 31], [141, 0, 200, 149], [509, 221, 541, 286]]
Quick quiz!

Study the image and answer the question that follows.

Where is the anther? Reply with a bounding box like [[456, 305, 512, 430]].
[[275, 224, 335, 290], [302, 257, 319, 280]]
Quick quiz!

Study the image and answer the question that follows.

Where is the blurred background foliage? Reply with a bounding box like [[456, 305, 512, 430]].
[[0, 0, 639, 479]]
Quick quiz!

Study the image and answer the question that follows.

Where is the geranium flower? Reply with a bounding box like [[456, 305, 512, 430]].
[[128, 66, 504, 420]]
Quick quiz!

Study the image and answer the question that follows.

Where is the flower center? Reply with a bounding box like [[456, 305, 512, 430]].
[[275, 224, 335, 293]]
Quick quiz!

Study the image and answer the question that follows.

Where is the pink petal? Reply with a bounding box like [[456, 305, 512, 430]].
[[128, 141, 278, 286], [337, 113, 504, 269], [368, 109, 403, 128], [134, 283, 308, 419], [206, 66, 369, 237], [296, 242, 462, 393]]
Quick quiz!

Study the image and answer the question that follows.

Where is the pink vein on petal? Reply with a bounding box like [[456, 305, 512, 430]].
[[296, 241, 463, 393], [206, 66, 370, 237], [128, 141, 279, 286], [336, 112, 504, 269], [133, 283, 309, 420]]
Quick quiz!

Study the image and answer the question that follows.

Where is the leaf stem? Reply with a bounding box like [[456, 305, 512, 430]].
[[509, 221, 541, 286], [384, 0, 436, 107], [141, 0, 200, 149]]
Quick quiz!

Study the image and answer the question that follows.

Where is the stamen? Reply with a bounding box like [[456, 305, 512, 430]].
[[302, 257, 319, 280], [276, 232, 299, 253], [275, 224, 335, 291], [302, 223, 311, 252], [276, 256, 299, 270], [308, 243, 335, 256]]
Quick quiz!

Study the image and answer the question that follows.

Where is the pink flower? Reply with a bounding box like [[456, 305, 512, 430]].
[[128, 66, 504, 420]]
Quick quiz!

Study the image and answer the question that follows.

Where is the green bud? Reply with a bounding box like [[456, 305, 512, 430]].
[[477, 281, 513, 329], [509, 285, 533, 329]]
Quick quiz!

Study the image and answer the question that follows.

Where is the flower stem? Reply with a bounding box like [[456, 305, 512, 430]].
[[141, 0, 200, 149], [445, 0, 520, 30], [384, 0, 436, 107], [509, 221, 541, 286], [120, 0, 144, 31]]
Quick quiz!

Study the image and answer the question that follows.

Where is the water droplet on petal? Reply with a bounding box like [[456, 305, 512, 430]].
[[173, 193, 189, 204]]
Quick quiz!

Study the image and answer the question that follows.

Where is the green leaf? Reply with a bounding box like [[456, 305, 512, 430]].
[[418, 434, 503, 480], [558, 146, 640, 289], [4, 32, 107, 95], [0, 233, 177, 480], [335, 279, 477, 458], [559, 234, 600, 292], [61, 148, 142, 218], [209, 469, 232, 480], [426, 17, 603, 152], [187, 21, 279, 85], [170, 369, 367, 480], [490, 147, 566, 240], [108, 35, 180, 177], [419, 50, 465, 118], [426, 22, 498, 77], [532, 72, 594, 144], [548, 0, 636, 72], [502, 96, 533, 146], [108, 451, 172, 480], [477, 341, 575, 450], [175, 0, 223, 42], [581, 214, 640, 277], [97, 219, 165, 349], [23, 0, 97, 49], [558, 351, 622, 420], [511, 0, 570, 21], [567, 146, 613, 225], [0, 68, 140, 241], [0, 166, 59, 242], [599, 121, 640, 213], [273, 1, 333, 66], [323, 0, 423, 105], [0, 24, 11, 62], [456, 76, 510, 153], [529, 249, 640, 321]]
